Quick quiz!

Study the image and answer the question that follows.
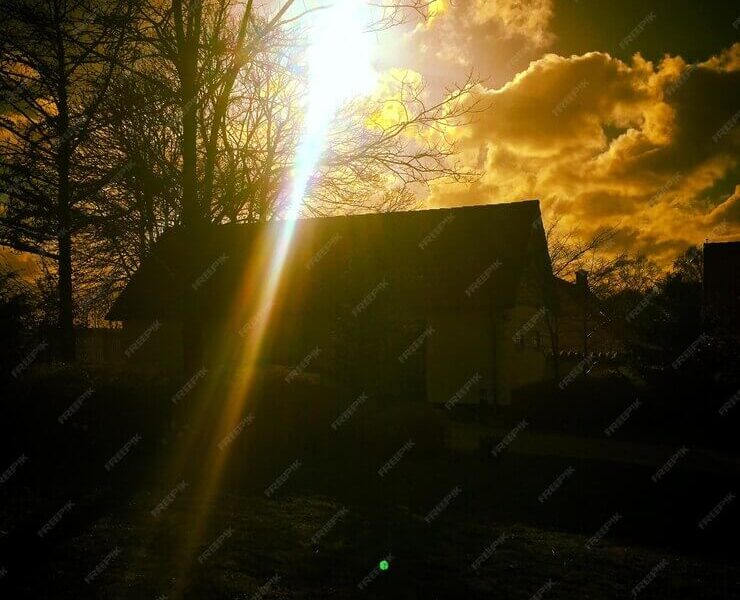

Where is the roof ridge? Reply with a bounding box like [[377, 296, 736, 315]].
[[206, 200, 541, 230]]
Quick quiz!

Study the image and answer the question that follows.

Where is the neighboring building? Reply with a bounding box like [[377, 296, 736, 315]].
[[551, 274, 627, 357], [703, 241, 740, 338], [76, 328, 124, 366], [107, 201, 554, 404]]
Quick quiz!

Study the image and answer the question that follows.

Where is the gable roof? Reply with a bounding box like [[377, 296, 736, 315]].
[[107, 200, 549, 322]]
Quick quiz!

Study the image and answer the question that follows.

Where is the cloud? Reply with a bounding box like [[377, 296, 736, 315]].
[[469, 0, 554, 47], [705, 185, 740, 239], [426, 44, 740, 265], [390, 0, 554, 88], [417, 0, 554, 46]]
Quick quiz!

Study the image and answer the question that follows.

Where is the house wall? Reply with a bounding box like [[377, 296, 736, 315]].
[[476, 238, 551, 404], [122, 319, 182, 371], [495, 304, 549, 403], [120, 304, 548, 406], [76, 328, 124, 366], [317, 309, 427, 400], [426, 308, 495, 407]]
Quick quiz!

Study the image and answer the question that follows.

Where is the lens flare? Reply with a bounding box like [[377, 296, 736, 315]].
[[271, 0, 378, 317], [163, 5, 379, 596], [289, 0, 378, 220]]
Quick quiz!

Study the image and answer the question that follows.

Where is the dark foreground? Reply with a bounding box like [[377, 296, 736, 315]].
[[0, 369, 738, 598], [2, 454, 739, 599]]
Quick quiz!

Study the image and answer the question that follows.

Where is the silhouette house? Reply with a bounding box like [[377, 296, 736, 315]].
[[108, 201, 554, 404]]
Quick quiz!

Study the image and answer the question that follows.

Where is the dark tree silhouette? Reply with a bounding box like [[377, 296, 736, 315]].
[[0, 0, 137, 360]]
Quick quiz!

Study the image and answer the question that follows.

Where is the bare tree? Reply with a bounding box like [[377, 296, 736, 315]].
[[0, 0, 136, 359], [0, 0, 484, 364], [306, 71, 480, 216], [82, 1, 481, 321]]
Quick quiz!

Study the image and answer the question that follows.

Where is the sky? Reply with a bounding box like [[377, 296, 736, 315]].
[[377, 0, 740, 265], [2, 0, 738, 277]]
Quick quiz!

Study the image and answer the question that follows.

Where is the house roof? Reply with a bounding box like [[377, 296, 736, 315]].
[[107, 200, 549, 322]]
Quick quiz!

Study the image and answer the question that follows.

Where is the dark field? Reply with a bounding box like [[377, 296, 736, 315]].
[[1, 368, 738, 598]]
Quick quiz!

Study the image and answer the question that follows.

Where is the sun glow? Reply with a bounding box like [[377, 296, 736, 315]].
[[239, 0, 379, 423], [165, 5, 379, 593], [262, 0, 379, 357], [287, 0, 377, 220], [241, 0, 378, 408], [229, 0, 378, 418]]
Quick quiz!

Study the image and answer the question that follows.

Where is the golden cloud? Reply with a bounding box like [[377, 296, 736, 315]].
[[426, 46, 740, 265], [405, 0, 554, 78], [469, 0, 554, 47]]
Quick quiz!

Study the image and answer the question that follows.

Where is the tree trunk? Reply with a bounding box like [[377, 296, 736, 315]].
[[53, 4, 75, 362], [55, 49, 75, 362], [181, 81, 199, 227], [180, 45, 203, 374], [57, 142, 76, 362]]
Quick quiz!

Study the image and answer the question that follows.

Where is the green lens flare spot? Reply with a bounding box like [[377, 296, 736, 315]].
[[379, 560, 389, 571]]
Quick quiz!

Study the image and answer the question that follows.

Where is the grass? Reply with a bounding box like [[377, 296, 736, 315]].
[[1, 368, 738, 598], [9, 485, 737, 599]]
